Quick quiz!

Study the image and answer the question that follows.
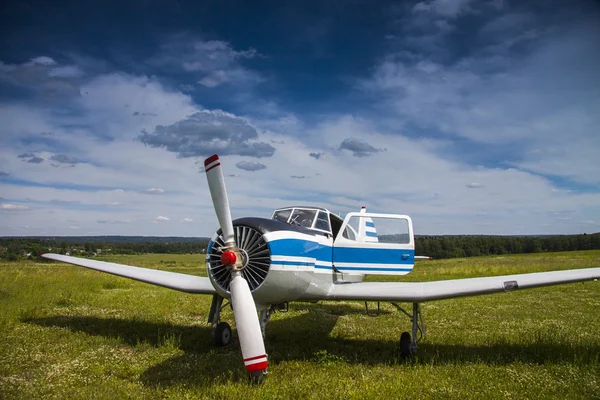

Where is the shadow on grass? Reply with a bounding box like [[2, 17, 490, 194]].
[[416, 341, 600, 366], [23, 315, 215, 353], [24, 309, 600, 388]]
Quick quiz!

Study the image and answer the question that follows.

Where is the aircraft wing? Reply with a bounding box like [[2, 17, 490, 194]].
[[328, 267, 600, 302], [41, 253, 217, 295]]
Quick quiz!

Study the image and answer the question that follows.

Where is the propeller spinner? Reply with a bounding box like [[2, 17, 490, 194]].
[[204, 154, 268, 379]]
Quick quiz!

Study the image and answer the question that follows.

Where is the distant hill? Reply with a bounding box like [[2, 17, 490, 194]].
[[1, 236, 209, 243]]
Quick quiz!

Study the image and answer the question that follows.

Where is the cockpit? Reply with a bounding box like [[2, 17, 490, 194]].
[[271, 206, 354, 239]]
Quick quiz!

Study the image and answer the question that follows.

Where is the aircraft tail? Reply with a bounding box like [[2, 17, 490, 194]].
[[357, 206, 379, 242]]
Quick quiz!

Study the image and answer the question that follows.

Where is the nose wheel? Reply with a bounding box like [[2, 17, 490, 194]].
[[213, 321, 232, 346]]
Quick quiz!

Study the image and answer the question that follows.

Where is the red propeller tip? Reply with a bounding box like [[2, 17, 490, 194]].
[[221, 250, 237, 266], [204, 154, 219, 167]]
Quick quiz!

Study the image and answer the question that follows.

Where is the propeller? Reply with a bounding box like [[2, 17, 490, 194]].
[[204, 154, 268, 378]]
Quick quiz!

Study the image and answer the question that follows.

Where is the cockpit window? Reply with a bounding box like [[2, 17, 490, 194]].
[[272, 209, 292, 223], [315, 211, 331, 232], [289, 209, 317, 228], [343, 225, 356, 240]]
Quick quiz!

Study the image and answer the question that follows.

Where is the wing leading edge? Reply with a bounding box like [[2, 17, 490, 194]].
[[328, 267, 600, 302], [41, 254, 217, 295]]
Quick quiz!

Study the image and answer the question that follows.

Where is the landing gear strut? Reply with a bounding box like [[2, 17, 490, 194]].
[[258, 306, 274, 337], [208, 294, 233, 346], [392, 302, 426, 357]]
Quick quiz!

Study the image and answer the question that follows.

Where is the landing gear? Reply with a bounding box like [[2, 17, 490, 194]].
[[258, 306, 275, 337], [208, 294, 233, 346], [207, 295, 277, 348], [213, 321, 232, 346], [393, 302, 426, 358]]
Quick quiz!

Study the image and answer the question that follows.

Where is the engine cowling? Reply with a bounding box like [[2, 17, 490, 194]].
[[206, 217, 315, 304], [208, 223, 270, 293]]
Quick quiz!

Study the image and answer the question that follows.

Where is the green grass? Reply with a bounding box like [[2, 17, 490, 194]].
[[1, 251, 599, 399]]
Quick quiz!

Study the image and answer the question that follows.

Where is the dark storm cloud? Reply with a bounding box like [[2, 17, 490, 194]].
[[18, 152, 35, 158], [49, 154, 79, 165], [0, 56, 83, 101], [236, 161, 267, 171], [139, 110, 275, 158], [339, 137, 382, 158], [27, 156, 44, 164]]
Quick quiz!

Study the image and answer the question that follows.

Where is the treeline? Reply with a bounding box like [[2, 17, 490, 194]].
[[414, 233, 600, 259], [0, 237, 210, 261], [1, 233, 599, 262]]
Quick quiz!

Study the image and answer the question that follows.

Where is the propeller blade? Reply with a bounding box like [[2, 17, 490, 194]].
[[204, 154, 235, 246], [204, 154, 267, 377], [230, 271, 268, 376]]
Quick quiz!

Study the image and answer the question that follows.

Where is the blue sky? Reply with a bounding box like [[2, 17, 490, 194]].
[[0, 0, 599, 236]]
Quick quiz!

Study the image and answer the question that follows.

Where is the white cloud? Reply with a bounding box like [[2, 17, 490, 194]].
[[1, 56, 82, 100], [0, 24, 598, 237], [97, 219, 130, 224], [466, 183, 484, 189], [48, 65, 84, 78], [364, 24, 600, 185], [198, 70, 229, 87], [154, 37, 262, 88], [412, 0, 475, 18], [1, 204, 30, 210], [25, 56, 56, 66]]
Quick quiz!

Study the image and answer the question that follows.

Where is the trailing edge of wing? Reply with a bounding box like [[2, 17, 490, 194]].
[[42, 253, 217, 295], [329, 267, 600, 302]]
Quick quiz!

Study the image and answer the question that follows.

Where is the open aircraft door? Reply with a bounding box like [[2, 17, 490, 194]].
[[333, 212, 415, 275]]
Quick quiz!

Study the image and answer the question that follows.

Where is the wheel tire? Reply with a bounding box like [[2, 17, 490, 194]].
[[213, 322, 232, 347], [400, 331, 412, 358]]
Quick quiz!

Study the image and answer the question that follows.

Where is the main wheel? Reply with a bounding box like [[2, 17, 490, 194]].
[[213, 321, 232, 347], [400, 331, 412, 358]]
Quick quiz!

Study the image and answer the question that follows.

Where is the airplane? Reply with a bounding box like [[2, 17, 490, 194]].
[[42, 154, 600, 382]]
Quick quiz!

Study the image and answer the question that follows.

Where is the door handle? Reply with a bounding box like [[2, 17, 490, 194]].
[[401, 254, 410, 260]]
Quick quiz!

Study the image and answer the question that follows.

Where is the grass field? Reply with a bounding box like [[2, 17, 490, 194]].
[[1, 251, 599, 399]]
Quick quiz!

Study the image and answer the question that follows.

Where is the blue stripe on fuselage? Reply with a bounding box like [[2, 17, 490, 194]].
[[268, 238, 332, 261], [334, 246, 414, 264], [337, 266, 412, 272], [272, 260, 314, 267], [366, 221, 375, 228], [365, 231, 378, 237], [268, 238, 414, 265]]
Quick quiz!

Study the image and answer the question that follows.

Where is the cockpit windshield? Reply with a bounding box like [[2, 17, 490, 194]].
[[272, 209, 292, 223], [271, 207, 331, 233], [289, 209, 317, 228]]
